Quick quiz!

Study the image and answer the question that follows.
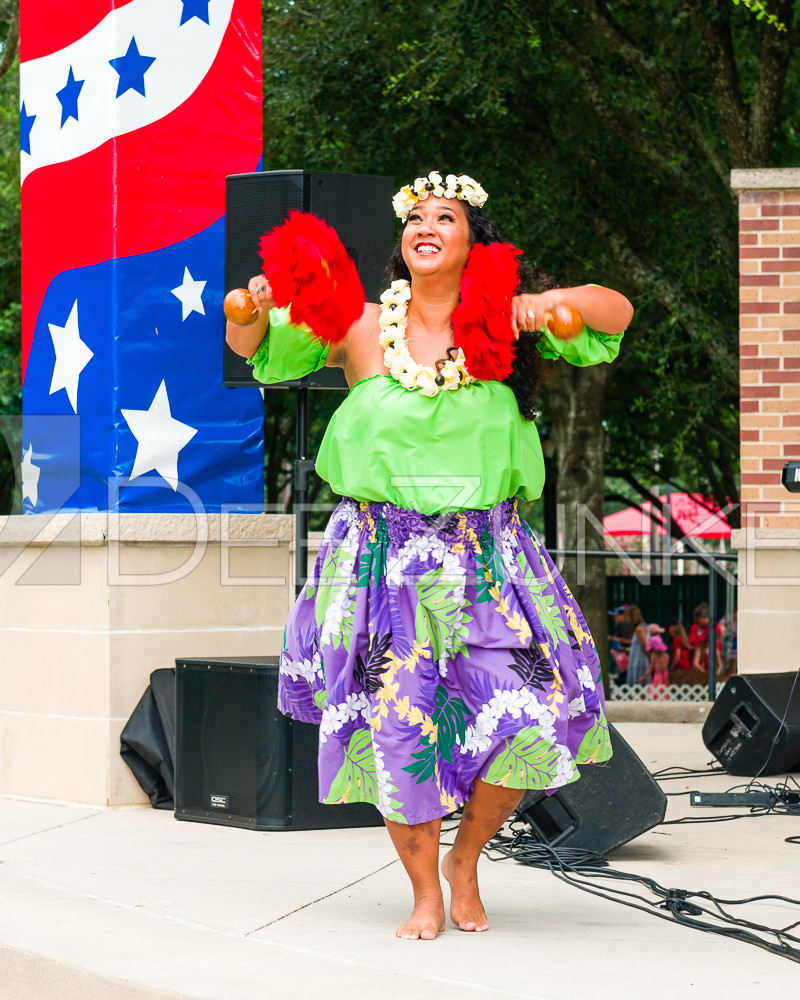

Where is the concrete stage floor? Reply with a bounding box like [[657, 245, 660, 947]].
[[1, 722, 799, 1000]]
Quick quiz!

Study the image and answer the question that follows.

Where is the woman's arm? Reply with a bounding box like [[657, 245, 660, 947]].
[[225, 274, 381, 381], [512, 284, 633, 336], [225, 275, 351, 369], [225, 277, 275, 358]]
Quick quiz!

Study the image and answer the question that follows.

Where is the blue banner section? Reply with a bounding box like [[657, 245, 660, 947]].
[[22, 216, 264, 513]]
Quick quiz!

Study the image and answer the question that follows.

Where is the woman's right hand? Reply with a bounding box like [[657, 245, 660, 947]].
[[226, 275, 273, 359], [247, 275, 276, 314]]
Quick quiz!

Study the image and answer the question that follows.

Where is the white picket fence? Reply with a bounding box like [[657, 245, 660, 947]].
[[608, 681, 712, 702]]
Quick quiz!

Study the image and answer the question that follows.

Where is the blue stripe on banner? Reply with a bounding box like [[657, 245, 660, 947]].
[[22, 216, 264, 513]]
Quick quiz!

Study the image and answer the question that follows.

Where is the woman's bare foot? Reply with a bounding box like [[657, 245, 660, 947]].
[[396, 893, 446, 940], [441, 849, 489, 932]]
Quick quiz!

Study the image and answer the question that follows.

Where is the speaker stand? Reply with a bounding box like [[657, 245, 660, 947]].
[[293, 386, 316, 598]]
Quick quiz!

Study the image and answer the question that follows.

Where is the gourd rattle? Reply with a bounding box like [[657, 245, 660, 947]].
[[543, 304, 583, 340], [223, 288, 258, 326]]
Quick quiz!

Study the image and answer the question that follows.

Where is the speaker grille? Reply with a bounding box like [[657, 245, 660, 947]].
[[174, 656, 383, 831], [224, 171, 304, 293], [222, 172, 305, 389], [175, 659, 291, 827], [221, 170, 393, 388]]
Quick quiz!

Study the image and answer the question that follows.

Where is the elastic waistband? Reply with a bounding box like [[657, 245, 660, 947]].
[[345, 497, 520, 545]]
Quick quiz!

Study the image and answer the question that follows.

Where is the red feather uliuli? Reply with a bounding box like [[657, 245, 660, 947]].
[[451, 242, 522, 381], [259, 211, 366, 343]]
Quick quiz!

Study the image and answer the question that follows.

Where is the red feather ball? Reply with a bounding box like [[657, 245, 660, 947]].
[[259, 211, 366, 343], [452, 242, 522, 381]]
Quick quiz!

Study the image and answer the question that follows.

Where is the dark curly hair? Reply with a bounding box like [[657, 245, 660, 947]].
[[389, 202, 552, 420]]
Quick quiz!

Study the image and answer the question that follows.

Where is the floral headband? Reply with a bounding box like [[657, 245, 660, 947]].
[[392, 170, 488, 220]]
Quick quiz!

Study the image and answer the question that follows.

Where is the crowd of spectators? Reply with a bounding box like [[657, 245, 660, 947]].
[[608, 601, 737, 695]]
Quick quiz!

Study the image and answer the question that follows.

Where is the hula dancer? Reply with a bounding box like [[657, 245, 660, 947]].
[[226, 171, 633, 940]]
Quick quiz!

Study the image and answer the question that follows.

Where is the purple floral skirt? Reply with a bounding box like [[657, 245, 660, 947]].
[[278, 498, 612, 826]]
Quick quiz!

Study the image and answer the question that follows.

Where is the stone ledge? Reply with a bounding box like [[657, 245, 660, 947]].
[[731, 168, 800, 191], [731, 527, 800, 549], [0, 513, 296, 547], [606, 701, 712, 724]]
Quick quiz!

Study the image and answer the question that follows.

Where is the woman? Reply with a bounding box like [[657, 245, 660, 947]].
[[227, 171, 633, 940], [623, 605, 649, 686]]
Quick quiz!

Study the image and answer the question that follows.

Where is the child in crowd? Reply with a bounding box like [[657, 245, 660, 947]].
[[666, 618, 692, 671], [640, 633, 670, 697], [689, 603, 712, 672]]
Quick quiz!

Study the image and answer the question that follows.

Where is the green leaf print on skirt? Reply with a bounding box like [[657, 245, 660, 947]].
[[279, 497, 611, 826], [402, 685, 471, 784], [485, 725, 564, 788], [577, 717, 612, 763], [515, 551, 568, 646], [432, 684, 469, 763], [476, 529, 505, 604], [314, 535, 357, 651], [356, 537, 387, 590], [325, 730, 378, 805], [413, 566, 472, 660]]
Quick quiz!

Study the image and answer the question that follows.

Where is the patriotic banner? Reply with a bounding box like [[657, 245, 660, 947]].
[[19, 0, 265, 513]]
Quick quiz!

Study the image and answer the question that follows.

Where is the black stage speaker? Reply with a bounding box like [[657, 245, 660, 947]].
[[702, 672, 800, 776], [174, 656, 383, 831], [222, 169, 393, 388], [514, 723, 667, 854]]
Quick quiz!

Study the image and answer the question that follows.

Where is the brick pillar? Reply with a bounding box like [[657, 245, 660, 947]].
[[731, 168, 800, 673]]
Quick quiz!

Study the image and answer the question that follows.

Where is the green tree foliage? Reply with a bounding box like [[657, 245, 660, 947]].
[[0, 1, 20, 513], [0, 0, 19, 311], [1, 2, 797, 524], [260, 0, 798, 667], [261, 0, 799, 517], [734, 0, 788, 29]]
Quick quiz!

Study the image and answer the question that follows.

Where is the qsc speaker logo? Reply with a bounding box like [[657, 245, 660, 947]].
[[210, 794, 230, 810]]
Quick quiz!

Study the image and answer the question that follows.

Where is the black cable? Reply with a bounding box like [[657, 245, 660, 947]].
[[650, 763, 725, 780], [483, 826, 800, 964], [459, 675, 800, 957], [661, 773, 800, 823], [660, 810, 773, 824]]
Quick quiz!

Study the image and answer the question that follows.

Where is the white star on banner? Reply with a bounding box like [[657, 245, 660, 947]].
[[121, 380, 198, 490], [48, 300, 94, 413], [21, 445, 41, 507], [170, 266, 207, 320]]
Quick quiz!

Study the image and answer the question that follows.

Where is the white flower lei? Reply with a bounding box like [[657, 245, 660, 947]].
[[379, 279, 475, 397], [392, 170, 488, 221]]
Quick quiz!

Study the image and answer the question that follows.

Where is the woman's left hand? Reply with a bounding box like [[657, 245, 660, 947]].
[[512, 285, 633, 337], [511, 292, 557, 338]]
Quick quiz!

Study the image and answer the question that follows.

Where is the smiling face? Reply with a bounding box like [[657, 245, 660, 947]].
[[400, 196, 472, 281]]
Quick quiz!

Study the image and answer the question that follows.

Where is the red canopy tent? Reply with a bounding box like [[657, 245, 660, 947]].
[[603, 493, 731, 540]]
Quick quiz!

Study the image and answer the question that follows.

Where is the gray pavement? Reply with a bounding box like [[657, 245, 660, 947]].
[[1, 722, 799, 1000]]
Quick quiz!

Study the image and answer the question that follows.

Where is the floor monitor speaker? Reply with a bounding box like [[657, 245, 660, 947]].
[[514, 723, 667, 855], [174, 656, 383, 831], [702, 672, 800, 776], [222, 170, 393, 388]]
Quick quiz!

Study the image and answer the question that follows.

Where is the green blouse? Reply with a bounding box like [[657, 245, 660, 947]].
[[249, 306, 622, 514]]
